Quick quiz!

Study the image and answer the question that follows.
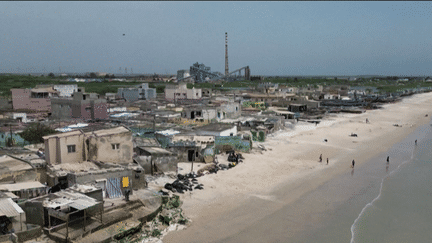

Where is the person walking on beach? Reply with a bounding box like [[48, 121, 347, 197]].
[[415, 139, 417, 145], [319, 154, 322, 162], [327, 158, 329, 165], [386, 156, 390, 163], [352, 160, 355, 168], [366, 118, 369, 124]]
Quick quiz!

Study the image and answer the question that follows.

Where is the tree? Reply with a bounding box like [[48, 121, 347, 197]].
[[48, 73, 55, 78], [89, 72, 97, 78], [19, 123, 57, 144]]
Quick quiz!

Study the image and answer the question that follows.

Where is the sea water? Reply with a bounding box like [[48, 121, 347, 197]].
[[219, 122, 432, 243], [289, 122, 432, 243], [350, 125, 432, 243]]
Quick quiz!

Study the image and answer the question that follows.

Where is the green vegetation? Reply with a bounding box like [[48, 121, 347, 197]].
[[19, 123, 57, 144]]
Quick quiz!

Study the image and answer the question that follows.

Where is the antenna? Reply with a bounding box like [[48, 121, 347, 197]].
[[225, 32, 229, 76]]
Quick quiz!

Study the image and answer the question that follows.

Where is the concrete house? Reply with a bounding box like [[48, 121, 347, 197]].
[[85, 126, 133, 164], [11, 86, 59, 112], [50, 88, 108, 121], [164, 83, 202, 101], [43, 126, 133, 165], [117, 83, 156, 102]]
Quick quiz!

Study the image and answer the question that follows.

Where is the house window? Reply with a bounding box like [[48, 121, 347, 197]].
[[67, 145, 76, 153], [112, 143, 120, 150]]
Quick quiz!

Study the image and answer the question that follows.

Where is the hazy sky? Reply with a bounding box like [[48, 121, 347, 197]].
[[1, 1, 432, 76]]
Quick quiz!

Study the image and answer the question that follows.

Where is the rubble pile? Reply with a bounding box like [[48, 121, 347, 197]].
[[139, 195, 190, 242], [163, 172, 203, 194]]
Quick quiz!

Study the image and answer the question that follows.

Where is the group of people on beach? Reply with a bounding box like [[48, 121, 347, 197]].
[[319, 154, 329, 165]]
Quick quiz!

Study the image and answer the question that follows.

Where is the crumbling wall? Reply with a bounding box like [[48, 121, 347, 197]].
[[88, 132, 133, 164], [153, 155, 177, 174]]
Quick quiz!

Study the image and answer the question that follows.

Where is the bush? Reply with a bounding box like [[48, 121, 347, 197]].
[[19, 123, 57, 144]]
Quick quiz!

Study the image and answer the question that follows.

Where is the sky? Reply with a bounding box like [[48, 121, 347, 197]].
[[1, 1, 432, 76]]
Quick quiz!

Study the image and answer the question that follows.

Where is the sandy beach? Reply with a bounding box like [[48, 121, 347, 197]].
[[163, 92, 432, 243]]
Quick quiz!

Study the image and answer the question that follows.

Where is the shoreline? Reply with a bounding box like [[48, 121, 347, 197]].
[[163, 92, 432, 243]]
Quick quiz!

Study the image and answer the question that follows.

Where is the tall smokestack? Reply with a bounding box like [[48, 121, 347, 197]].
[[225, 32, 229, 76]]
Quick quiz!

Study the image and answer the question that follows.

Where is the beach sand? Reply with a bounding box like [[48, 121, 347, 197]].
[[163, 92, 432, 243]]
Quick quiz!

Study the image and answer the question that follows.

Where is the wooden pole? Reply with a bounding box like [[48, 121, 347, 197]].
[[83, 210, 86, 232], [65, 215, 69, 243]]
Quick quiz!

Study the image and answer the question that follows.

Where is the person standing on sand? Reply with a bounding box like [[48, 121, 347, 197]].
[[319, 154, 322, 162], [366, 118, 369, 123], [327, 158, 329, 165], [352, 160, 355, 168], [415, 139, 417, 145], [387, 156, 389, 163]]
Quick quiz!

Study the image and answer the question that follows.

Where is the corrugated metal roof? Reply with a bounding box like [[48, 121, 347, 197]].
[[0, 181, 47, 192], [0, 198, 23, 217], [70, 198, 98, 210]]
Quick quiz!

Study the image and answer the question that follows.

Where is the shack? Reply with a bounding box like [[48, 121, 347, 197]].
[[23, 190, 103, 241], [134, 147, 177, 175]]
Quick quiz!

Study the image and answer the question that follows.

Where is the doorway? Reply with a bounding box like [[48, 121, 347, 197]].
[[188, 150, 195, 161]]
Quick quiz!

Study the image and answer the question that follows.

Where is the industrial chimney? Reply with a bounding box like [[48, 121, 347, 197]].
[[225, 32, 229, 76]]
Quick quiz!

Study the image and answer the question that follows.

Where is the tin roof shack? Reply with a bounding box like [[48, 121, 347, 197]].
[[22, 190, 103, 241], [0, 198, 24, 236], [68, 184, 103, 203], [194, 123, 238, 137], [0, 182, 48, 201], [43, 130, 86, 165], [50, 88, 108, 121], [154, 130, 202, 163], [0, 155, 38, 183], [85, 126, 133, 165], [11, 86, 59, 112], [135, 147, 177, 175]]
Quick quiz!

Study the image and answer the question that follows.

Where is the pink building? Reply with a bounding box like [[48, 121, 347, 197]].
[[11, 87, 59, 112]]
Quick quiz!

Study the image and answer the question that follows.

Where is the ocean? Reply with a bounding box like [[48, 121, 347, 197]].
[[285, 121, 432, 243], [220, 121, 432, 243]]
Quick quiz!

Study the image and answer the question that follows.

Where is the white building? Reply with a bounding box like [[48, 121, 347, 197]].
[[53, 84, 79, 97], [164, 83, 202, 101]]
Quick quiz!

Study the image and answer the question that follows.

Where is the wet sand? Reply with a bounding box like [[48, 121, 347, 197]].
[[163, 92, 432, 243]]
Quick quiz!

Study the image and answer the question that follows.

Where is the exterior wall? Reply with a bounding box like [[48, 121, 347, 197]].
[[50, 99, 72, 120], [23, 201, 45, 226], [90, 99, 108, 120], [12, 113, 28, 123], [53, 85, 78, 97], [165, 85, 202, 101], [186, 88, 202, 99], [172, 135, 214, 148], [44, 133, 85, 165], [182, 108, 217, 120], [218, 102, 241, 120], [69, 169, 132, 188], [11, 89, 51, 112], [87, 132, 133, 164], [118, 88, 140, 102], [152, 155, 177, 174], [144, 88, 157, 99]]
